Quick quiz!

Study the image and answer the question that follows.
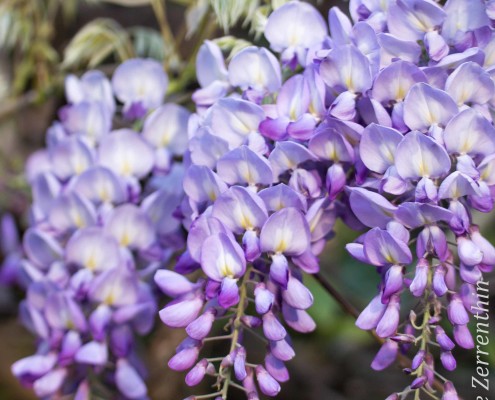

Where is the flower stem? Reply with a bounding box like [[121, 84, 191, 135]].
[[219, 273, 248, 400]]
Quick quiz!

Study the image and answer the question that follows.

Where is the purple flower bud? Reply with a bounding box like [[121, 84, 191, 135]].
[[110, 325, 133, 358], [410, 375, 427, 389], [442, 381, 459, 400], [459, 262, 482, 285], [159, 293, 204, 328], [254, 283, 274, 315], [263, 311, 287, 341], [282, 274, 313, 310], [382, 265, 404, 302], [115, 359, 147, 399], [356, 294, 387, 330], [75, 341, 108, 366], [154, 269, 198, 298], [459, 283, 479, 314], [471, 229, 495, 266], [265, 352, 289, 383], [74, 380, 90, 400], [411, 350, 425, 371], [269, 338, 295, 361], [268, 254, 289, 289], [89, 304, 112, 341], [220, 352, 233, 369], [376, 295, 400, 338], [185, 359, 208, 386], [440, 351, 457, 371], [255, 365, 281, 397], [281, 303, 316, 333], [243, 367, 259, 399], [243, 230, 261, 262], [447, 294, 469, 325], [432, 264, 448, 297], [435, 326, 455, 351], [457, 236, 482, 266], [218, 277, 240, 309], [33, 368, 67, 398], [371, 340, 398, 371], [168, 340, 201, 371], [409, 259, 429, 297], [186, 309, 216, 340], [453, 324, 474, 349], [241, 315, 262, 328], [326, 163, 346, 200], [12, 353, 57, 382], [234, 346, 247, 381]]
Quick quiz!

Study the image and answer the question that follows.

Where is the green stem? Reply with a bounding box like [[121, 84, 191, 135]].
[[219, 275, 248, 400], [414, 260, 434, 400], [150, 0, 177, 68]]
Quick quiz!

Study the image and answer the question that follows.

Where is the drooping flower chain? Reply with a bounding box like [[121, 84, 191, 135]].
[[157, 1, 495, 399], [10, 59, 189, 399]]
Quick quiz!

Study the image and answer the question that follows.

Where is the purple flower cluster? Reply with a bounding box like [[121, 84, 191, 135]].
[[157, 0, 495, 399], [158, 6, 338, 400], [11, 59, 188, 399], [342, 0, 495, 398]]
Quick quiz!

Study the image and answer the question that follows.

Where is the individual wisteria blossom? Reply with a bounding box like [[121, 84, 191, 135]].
[[12, 58, 188, 399], [154, 0, 495, 399]]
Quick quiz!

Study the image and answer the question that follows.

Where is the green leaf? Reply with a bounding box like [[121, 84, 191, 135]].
[[212, 35, 251, 60], [185, 0, 209, 38], [131, 27, 165, 60], [62, 18, 135, 70], [89, 0, 152, 6], [208, 0, 260, 31]]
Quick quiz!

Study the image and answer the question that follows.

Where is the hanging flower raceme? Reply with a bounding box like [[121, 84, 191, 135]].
[[12, 59, 189, 399], [156, 3, 351, 398], [157, 0, 495, 399], [341, 0, 495, 398]]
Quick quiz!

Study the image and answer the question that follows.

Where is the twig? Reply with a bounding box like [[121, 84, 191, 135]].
[[0, 91, 38, 122], [314, 272, 360, 318], [314, 272, 448, 396]]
